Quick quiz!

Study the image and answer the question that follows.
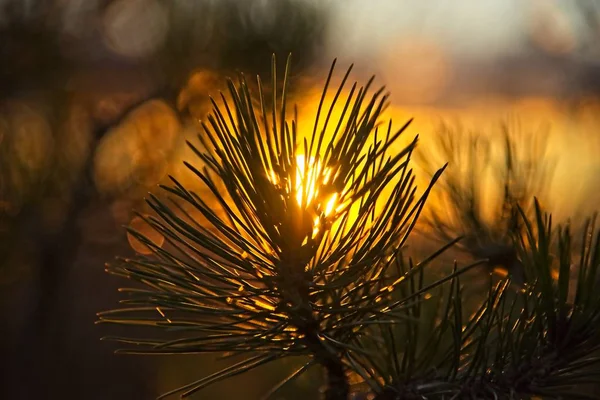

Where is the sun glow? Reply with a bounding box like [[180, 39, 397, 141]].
[[270, 154, 340, 236], [293, 155, 338, 215]]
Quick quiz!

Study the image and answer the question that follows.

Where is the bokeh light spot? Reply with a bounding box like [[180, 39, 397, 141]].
[[102, 0, 169, 59], [127, 215, 164, 255]]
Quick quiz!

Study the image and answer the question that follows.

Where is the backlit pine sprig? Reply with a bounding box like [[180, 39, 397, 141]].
[[98, 55, 445, 399]]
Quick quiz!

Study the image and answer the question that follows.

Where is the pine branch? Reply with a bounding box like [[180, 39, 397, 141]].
[[98, 55, 445, 399]]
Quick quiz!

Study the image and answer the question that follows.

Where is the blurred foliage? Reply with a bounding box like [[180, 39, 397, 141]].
[[0, 0, 328, 276], [416, 121, 553, 287], [0, 0, 70, 96], [0, 1, 328, 398], [158, 0, 329, 97]]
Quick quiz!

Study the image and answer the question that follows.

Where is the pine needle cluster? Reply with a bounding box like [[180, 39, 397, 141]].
[[99, 57, 600, 399]]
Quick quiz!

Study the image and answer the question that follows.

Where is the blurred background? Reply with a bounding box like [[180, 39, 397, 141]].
[[2, 0, 600, 398]]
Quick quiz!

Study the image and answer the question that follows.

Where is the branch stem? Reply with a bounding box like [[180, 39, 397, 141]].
[[303, 330, 349, 400], [278, 260, 349, 400]]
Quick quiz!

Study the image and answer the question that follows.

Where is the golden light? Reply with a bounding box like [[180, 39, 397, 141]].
[[270, 154, 340, 237], [293, 154, 337, 214]]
